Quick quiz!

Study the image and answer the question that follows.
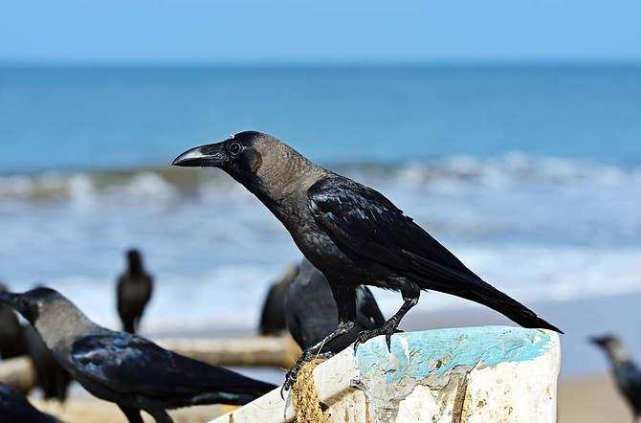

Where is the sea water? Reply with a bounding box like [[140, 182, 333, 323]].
[[0, 64, 640, 337]]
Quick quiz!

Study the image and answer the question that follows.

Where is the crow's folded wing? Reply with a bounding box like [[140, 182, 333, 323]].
[[307, 177, 562, 333], [71, 333, 275, 398], [307, 177, 481, 288]]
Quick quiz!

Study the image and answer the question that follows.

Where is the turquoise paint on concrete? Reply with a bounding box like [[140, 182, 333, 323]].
[[355, 326, 551, 385]]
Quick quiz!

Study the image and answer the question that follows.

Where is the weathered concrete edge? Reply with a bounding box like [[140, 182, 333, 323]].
[[209, 326, 560, 423]]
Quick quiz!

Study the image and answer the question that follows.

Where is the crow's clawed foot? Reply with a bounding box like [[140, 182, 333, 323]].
[[353, 320, 403, 353], [280, 351, 333, 399]]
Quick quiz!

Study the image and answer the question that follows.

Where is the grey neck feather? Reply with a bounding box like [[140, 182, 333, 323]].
[[35, 299, 99, 353], [244, 144, 328, 211]]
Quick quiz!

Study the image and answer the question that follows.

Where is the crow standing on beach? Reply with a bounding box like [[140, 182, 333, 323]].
[[23, 325, 71, 402], [0, 287, 276, 423], [592, 335, 641, 419], [117, 249, 153, 334], [0, 283, 25, 360], [286, 259, 385, 353], [173, 131, 561, 388], [259, 264, 299, 336]]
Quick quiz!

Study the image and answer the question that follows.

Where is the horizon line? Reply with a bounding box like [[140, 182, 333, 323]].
[[1, 57, 640, 68]]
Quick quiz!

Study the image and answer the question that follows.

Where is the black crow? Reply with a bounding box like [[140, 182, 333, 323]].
[[0, 283, 26, 360], [0, 287, 276, 423], [117, 249, 153, 334], [0, 384, 60, 423], [592, 334, 641, 419], [23, 325, 71, 402], [286, 259, 385, 353], [173, 131, 561, 389], [259, 264, 299, 336]]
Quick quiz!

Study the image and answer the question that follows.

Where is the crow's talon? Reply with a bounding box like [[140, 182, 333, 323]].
[[353, 321, 402, 353], [281, 351, 333, 397]]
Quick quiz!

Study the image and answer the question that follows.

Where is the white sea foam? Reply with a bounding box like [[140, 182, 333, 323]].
[[1, 154, 640, 333]]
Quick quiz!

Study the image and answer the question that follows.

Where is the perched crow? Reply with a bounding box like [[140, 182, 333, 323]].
[[0, 287, 276, 423], [0, 283, 26, 360], [259, 264, 299, 336], [0, 384, 60, 423], [174, 131, 561, 389], [23, 325, 71, 402], [592, 334, 641, 419], [286, 259, 385, 353], [117, 249, 153, 334]]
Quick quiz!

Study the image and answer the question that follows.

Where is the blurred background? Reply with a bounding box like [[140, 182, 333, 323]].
[[0, 1, 640, 417]]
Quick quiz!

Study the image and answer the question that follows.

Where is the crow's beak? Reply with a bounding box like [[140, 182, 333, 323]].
[[172, 142, 228, 168]]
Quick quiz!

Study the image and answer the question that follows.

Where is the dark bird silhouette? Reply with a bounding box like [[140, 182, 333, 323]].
[[286, 259, 385, 353], [592, 334, 641, 419], [117, 249, 153, 334], [0, 287, 276, 423], [0, 384, 60, 423], [173, 131, 561, 389], [0, 283, 26, 360], [259, 264, 299, 336], [23, 325, 71, 402]]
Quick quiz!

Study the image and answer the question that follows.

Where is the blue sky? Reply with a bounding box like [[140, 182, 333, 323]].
[[1, 0, 640, 63]]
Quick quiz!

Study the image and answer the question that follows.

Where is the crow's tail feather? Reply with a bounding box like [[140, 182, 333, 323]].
[[417, 268, 562, 333]]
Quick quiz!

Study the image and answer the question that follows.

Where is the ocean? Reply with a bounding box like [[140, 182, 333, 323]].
[[1, 64, 640, 346]]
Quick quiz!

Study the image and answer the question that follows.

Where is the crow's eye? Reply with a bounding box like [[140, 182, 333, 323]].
[[228, 143, 243, 156]]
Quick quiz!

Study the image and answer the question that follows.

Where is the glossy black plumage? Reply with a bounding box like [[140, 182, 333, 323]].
[[0, 287, 275, 423], [0, 283, 25, 360], [0, 384, 59, 423], [71, 333, 274, 407], [172, 131, 561, 391], [259, 264, 299, 336], [286, 260, 385, 352], [307, 177, 560, 332], [117, 249, 153, 334]]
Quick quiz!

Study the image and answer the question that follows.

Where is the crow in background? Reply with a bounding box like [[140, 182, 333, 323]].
[[173, 131, 561, 389], [0, 282, 25, 360], [286, 259, 385, 353], [259, 264, 299, 336], [0, 287, 276, 423], [117, 249, 153, 334], [592, 334, 641, 420], [23, 325, 71, 402]]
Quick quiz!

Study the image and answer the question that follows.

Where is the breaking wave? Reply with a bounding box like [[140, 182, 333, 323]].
[[1, 153, 639, 203]]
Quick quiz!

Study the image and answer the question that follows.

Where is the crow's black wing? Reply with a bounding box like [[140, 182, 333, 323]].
[[308, 177, 561, 332], [286, 260, 338, 349], [71, 333, 275, 400], [308, 177, 479, 284]]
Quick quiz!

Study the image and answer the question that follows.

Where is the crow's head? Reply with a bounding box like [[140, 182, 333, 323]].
[[173, 131, 317, 199], [590, 334, 621, 350], [126, 248, 144, 273], [0, 287, 62, 325]]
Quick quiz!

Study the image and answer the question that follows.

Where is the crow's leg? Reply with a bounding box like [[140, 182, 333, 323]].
[[281, 285, 356, 397], [355, 283, 420, 352], [280, 321, 353, 397], [122, 316, 136, 334], [118, 405, 144, 423], [147, 408, 173, 423]]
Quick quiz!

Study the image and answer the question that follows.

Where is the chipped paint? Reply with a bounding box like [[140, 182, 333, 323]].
[[355, 326, 551, 384]]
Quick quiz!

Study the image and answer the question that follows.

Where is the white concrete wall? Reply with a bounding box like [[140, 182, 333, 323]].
[[211, 326, 561, 423]]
